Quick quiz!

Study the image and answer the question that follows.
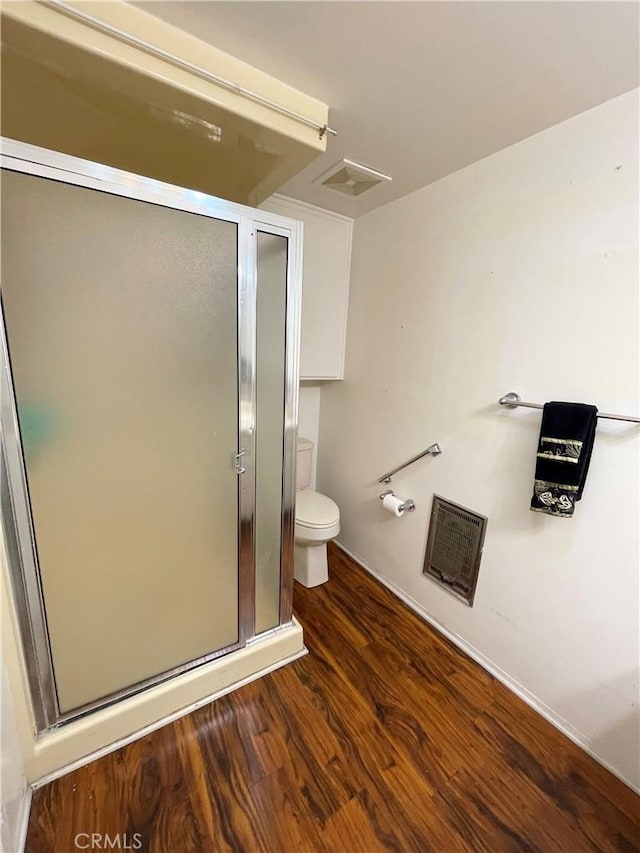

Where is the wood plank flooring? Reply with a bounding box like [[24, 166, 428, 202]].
[[26, 544, 640, 852]]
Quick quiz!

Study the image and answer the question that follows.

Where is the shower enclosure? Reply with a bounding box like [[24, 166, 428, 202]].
[[0, 138, 302, 730]]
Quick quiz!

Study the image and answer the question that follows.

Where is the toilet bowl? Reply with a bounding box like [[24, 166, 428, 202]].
[[294, 439, 340, 587]]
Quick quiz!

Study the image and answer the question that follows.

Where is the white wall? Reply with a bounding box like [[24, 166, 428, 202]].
[[1, 652, 29, 853], [318, 90, 640, 790], [1, 495, 33, 853], [298, 383, 322, 489], [1, 523, 31, 853]]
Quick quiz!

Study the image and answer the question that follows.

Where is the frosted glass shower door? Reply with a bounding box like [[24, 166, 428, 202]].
[[1, 170, 240, 713], [255, 232, 288, 634]]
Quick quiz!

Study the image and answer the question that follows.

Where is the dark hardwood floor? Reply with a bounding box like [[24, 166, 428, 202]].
[[27, 544, 640, 852]]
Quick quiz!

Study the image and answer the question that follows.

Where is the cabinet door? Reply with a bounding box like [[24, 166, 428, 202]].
[[260, 196, 352, 380]]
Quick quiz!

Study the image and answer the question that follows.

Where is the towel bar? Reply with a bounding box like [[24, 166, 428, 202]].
[[499, 392, 640, 424]]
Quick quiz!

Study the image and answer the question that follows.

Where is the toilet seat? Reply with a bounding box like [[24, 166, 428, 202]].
[[296, 490, 340, 529]]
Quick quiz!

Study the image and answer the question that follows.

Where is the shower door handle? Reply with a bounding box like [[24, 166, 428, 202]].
[[235, 449, 246, 475]]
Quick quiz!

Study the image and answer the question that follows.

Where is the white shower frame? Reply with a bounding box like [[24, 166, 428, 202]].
[[0, 137, 303, 732]]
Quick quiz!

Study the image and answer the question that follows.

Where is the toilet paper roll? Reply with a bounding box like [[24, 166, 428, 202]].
[[382, 493, 406, 517]]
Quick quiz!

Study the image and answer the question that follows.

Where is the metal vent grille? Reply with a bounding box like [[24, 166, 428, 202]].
[[315, 158, 392, 197], [422, 495, 487, 606]]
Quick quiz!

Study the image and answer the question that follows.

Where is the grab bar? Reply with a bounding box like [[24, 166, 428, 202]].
[[378, 443, 442, 483]]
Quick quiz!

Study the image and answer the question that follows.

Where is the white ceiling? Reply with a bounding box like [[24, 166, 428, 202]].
[[135, 1, 639, 217]]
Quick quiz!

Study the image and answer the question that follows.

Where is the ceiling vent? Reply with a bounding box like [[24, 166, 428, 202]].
[[315, 158, 392, 197]]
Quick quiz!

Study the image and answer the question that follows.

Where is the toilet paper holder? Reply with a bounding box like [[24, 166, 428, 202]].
[[379, 489, 416, 513]]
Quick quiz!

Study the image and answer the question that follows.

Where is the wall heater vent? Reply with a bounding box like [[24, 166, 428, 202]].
[[422, 495, 487, 606]]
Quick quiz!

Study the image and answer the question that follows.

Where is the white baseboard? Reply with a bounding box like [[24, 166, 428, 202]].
[[32, 646, 307, 790], [334, 540, 639, 795], [16, 784, 32, 853]]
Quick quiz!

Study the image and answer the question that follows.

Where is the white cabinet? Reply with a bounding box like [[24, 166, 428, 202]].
[[259, 195, 352, 380]]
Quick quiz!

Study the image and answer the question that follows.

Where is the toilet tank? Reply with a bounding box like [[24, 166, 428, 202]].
[[296, 437, 313, 490]]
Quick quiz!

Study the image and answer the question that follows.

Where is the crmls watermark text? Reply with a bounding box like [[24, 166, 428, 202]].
[[74, 833, 143, 850]]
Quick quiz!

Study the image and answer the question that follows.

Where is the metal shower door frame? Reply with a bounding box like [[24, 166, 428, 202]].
[[0, 137, 302, 731]]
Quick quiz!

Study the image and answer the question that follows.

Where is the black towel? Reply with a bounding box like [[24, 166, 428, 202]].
[[530, 402, 598, 518]]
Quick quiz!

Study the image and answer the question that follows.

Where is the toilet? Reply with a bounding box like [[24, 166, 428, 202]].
[[294, 438, 340, 587]]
